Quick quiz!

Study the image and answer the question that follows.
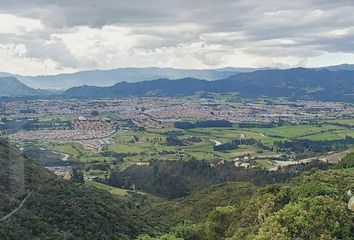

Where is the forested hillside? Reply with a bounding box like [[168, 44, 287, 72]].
[[0, 138, 156, 240], [138, 155, 354, 240], [107, 159, 330, 199], [1, 137, 354, 240]]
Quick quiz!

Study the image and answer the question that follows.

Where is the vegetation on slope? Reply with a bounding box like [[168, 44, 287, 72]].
[[0, 138, 157, 240], [138, 157, 354, 239], [2, 136, 354, 240], [107, 159, 330, 199]]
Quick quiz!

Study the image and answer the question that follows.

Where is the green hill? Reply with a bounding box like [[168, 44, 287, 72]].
[[2, 137, 354, 240], [0, 138, 156, 240], [141, 181, 257, 231], [140, 162, 354, 240]]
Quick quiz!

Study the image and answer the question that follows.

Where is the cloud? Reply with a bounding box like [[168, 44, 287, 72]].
[[0, 0, 354, 75], [0, 14, 43, 35]]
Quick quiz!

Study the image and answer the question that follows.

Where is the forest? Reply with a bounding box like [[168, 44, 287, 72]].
[[1, 137, 354, 240]]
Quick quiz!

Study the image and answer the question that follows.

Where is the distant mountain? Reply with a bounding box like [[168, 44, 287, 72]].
[[2, 65, 354, 91], [0, 67, 269, 90], [65, 68, 354, 102], [1, 68, 239, 90], [320, 64, 354, 71], [0, 77, 46, 96]]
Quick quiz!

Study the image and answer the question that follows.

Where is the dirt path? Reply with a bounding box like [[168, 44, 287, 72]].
[[319, 150, 351, 164], [0, 192, 32, 222], [269, 157, 317, 171]]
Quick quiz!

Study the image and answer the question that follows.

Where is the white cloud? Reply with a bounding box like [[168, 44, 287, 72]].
[[0, 14, 43, 35], [0, 43, 74, 75], [0, 1, 354, 75]]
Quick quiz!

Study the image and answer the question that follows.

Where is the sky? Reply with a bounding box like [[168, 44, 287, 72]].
[[1, 0, 354, 75]]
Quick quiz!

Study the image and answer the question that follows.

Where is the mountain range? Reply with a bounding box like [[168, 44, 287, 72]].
[[0, 67, 254, 90], [1, 64, 353, 90], [65, 68, 354, 102], [2, 65, 354, 102]]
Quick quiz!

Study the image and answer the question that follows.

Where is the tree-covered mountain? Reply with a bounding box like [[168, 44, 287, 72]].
[[0, 77, 46, 96], [64, 68, 354, 102], [138, 154, 354, 240], [0, 138, 157, 239], [1, 137, 354, 239]]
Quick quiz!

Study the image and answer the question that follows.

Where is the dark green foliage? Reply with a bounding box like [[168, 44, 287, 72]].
[[151, 170, 354, 239], [144, 182, 257, 226], [142, 154, 354, 240], [239, 122, 280, 128], [1, 119, 70, 132], [166, 132, 185, 146], [255, 196, 352, 240], [0, 138, 155, 239], [276, 136, 354, 153], [195, 120, 232, 128], [337, 151, 354, 169], [3, 136, 354, 240], [71, 166, 84, 182], [23, 146, 71, 166], [174, 122, 195, 129], [108, 160, 299, 199], [174, 120, 232, 129], [91, 110, 99, 116], [213, 140, 238, 151]]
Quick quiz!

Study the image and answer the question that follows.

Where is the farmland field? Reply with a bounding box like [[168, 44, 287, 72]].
[[15, 122, 354, 166]]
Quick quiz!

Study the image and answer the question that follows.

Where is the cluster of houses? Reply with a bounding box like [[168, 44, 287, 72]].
[[72, 117, 112, 131]]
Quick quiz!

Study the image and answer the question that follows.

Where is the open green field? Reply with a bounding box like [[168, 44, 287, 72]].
[[107, 126, 275, 162], [249, 159, 274, 169], [243, 124, 345, 139], [87, 181, 131, 196], [327, 119, 354, 126], [299, 128, 354, 141], [185, 127, 263, 141], [44, 142, 114, 163], [13, 121, 354, 166]]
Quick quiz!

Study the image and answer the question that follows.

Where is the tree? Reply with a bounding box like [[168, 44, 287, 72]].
[[205, 206, 237, 239], [91, 110, 99, 116]]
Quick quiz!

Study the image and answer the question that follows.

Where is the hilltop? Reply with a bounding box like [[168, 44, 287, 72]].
[[0, 77, 46, 97]]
